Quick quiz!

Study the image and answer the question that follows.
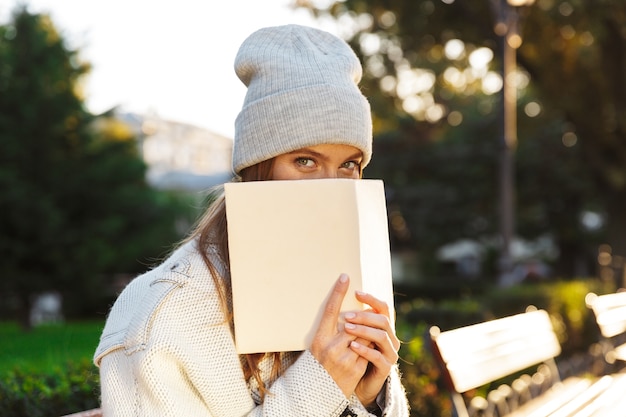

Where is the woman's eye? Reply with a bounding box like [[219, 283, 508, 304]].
[[296, 158, 315, 167], [342, 161, 360, 170]]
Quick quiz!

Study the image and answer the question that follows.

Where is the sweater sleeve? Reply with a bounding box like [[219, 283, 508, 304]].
[[368, 365, 411, 417], [247, 350, 350, 416], [337, 364, 409, 417]]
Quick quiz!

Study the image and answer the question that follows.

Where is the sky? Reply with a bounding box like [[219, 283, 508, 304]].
[[0, 0, 336, 139]]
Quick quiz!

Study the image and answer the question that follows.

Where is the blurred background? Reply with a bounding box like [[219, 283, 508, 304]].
[[0, 0, 625, 416]]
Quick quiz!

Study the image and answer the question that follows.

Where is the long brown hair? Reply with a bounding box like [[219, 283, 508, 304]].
[[185, 158, 280, 400]]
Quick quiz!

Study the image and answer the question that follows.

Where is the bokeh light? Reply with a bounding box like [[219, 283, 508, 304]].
[[447, 110, 463, 126], [482, 72, 503, 95], [469, 47, 494, 70], [444, 39, 465, 60], [524, 101, 541, 117], [562, 131, 578, 147]]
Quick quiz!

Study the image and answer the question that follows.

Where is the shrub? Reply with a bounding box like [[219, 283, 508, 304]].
[[397, 321, 452, 417], [0, 359, 99, 417], [483, 278, 614, 353]]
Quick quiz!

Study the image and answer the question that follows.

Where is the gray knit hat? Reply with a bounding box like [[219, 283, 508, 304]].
[[232, 24, 373, 174]]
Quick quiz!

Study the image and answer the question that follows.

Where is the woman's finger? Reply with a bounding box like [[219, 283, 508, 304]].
[[344, 309, 401, 352], [349, 339, 396, 373], [355, 290, 391, 318], [316, 273, 350, 336], [344, 321, 399, 361]]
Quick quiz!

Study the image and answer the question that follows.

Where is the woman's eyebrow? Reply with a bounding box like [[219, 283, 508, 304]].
[[286, 148, 363, 161], [285, 148, 324, 158], [345, 151, 364, 161]]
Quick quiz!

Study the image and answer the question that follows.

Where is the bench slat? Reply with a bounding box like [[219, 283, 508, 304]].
[[60, 409, 102, 417], [542, 375, 614, 417], [573, 372, 626, 417], [505, 377, 592, 417], [612, 343, 626, 362], [586, 292, 626, 338]]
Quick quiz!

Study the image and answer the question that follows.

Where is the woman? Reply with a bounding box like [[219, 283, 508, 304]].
[[95, 24, 410, 417]]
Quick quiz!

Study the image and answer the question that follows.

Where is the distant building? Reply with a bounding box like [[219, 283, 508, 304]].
[[117, 111, 233, 191]]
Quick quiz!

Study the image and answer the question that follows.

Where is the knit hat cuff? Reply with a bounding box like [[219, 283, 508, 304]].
[[233, 84, 372, 174]]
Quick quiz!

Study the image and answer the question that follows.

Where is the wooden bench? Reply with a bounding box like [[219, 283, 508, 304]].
[[586, 291, 626, 370], [429, 307, 626, 417], [60, 409, 102, 417]]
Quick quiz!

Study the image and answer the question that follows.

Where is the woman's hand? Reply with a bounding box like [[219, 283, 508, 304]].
[[309, 274, 369, 398], [343, 290, 400, 408]]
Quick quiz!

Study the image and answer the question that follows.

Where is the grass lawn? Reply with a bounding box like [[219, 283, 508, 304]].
[[0, 321, 104, 377]]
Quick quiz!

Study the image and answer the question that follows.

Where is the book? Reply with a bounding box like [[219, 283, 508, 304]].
[[224, 178, 394, 354]]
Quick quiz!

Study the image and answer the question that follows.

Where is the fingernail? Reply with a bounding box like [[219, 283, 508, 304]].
[[355, 290, 366, 296], [345, 323, 356, 330], [339, 273, 348, 283], [351, 341, 361, 349], [344, 312, 356, 320]]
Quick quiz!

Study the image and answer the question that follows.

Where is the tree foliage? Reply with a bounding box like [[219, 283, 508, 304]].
[[0, 7, 191, 326], [299, 0, 625, 277], [520, 1, 626, 257]]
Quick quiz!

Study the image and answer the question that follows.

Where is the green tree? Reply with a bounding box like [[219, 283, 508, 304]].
[[299, 0, 622, 277], [520, 1, 626, 259], [0, 7, 190, 327]]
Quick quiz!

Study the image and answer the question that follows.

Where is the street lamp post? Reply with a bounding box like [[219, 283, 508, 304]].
[[491, 0, 534, 286]]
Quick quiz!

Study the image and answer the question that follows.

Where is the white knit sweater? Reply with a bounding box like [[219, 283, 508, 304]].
[[94, 241, 410, 416]]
